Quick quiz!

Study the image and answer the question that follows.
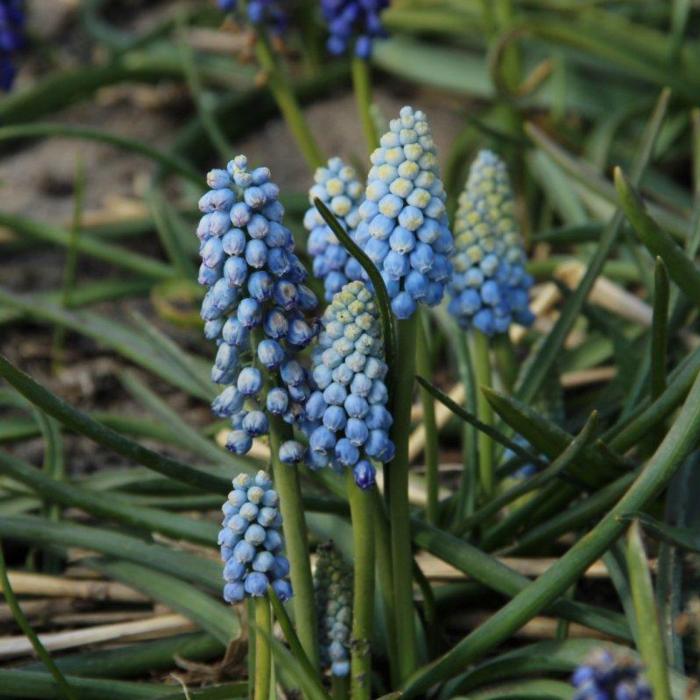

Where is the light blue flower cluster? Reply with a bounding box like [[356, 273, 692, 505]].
[[354, 106, 454, 319], [196, 155, 317, 461], [217, 0, 288, 34], [447, 150, 534, 337], [314, 542, 352, 678], [572, 649, 651, 700], [218, 470, 292, 603], [304, 157, 364, 302], [321, 0, 389, 58], [306, 281, 393, 488]]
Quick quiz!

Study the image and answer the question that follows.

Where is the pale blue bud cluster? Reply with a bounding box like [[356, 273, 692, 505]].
[[354, 106, 454, 319], [196, 155, 318, 461], [572, 649, 651, 700], [447, 150, 534, 337], [314, 542, 352, 678], [304, 157, 365, 302], [306, 281, 393, 488], [218, 471, 292, 603]]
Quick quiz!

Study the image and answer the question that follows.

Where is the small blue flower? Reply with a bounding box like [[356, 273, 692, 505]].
[[314, 542, 352, 678], [219, 471, 292, 603], [218, 0, 288, 34], [321, 0, 389, 58], [196, 155, 318, 461], [0, 1, 24, 91], [571, 649, 651, 700], [355, 106, 454, 319], [305, 281, 394, 488], [447, 150, 534, 337], [304, 157, 365, 302]]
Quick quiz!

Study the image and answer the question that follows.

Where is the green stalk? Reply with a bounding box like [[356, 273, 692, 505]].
[[0, 539, 78, 700], [416, 314, 439, 525], [651, 259, 670, 399], [332, 675, 350, 700], [351, 56, 379, 154], [267, 413, 320, 669], [470, 330, 494, 497], [492, 333, 518, 393], [255, 28, 324, 170], [52, 157, 86, 370], [388, 315, 418, 681], [346, 472, 375, 700], [254, 596, 272, 700]]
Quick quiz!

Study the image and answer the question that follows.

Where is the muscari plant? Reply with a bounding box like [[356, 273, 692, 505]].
[[4, 3, 700, 700], [0, 0, 24, 90]]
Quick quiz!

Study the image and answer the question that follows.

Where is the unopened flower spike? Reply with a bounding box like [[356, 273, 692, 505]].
[[217, 0, 288, 35], [218, 470, 293, 603], [305, 280, 394, 488], [196, 155, 318, 462], [304, 157, 365, 301], [571, 649, 651, 700], [321, 0, 390, 58], [0, 0, 25, 91], [354, 105, 454, 319], [314, 542, 352, 678], [448, 150, 534, 337]]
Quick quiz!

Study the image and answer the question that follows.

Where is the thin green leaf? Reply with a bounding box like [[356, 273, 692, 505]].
[[0, 541, 78, 700], [146, 188, 196, 276], [626, 520, 672, 700], [615, 167, 700, 308], [621, 512, 700, 553], [453, 678, 573, 699], [455, 411, 598, 535], [402, 362, 700, 696], [0, 122, 200, 184], [86, 559, 238, 645], [0, 515, 221, 590], [0, 354, 228, 493], [415, 375, 544, 468], [313, 197, 397, 386], [0, 449, 218, 545], [651, 258, 670, 398], [517, 88, 671, 405]]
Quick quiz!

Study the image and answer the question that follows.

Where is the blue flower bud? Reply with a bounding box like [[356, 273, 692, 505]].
[[257, 339, 285, 369], [353, 460, 376, 489], [266, 387, 289, 415], [279, 440, 305, 464], [227, 430, 253, 455], [242, 410, 269, 437]]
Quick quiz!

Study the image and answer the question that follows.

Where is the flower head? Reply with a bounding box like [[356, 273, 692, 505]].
[[314, 542, 352, 678], [305, 281, 393, 487], [196, 155, 318, 461], [321, 0, 389, 58], [217, 0, 288, 34], [218, 470, 293, 603], [304, 157, 364, 301], [355, 106, 453, 319], [447, 150, 534, 337], [571, 649, 651, 700], [0, 0, 25, 91]]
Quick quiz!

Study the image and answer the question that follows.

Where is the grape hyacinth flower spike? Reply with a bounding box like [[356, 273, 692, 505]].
[[314, 542, 353, 678], [306, 281, 394, 488], [217, 0, 288, 34], [354, 106, 454, 319], [304, 157, 365, 301], [0, 0, 25, 91], [447, 149, 534, 337], [321, 0, 389, 58], [571, 649, 652, 700], [196, 155, 318, 462], [218, 470, 292, 604]]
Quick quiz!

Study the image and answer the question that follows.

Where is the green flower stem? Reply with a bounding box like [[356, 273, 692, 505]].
[[0, 539, 78, 700], [351, 56, 379, 154], [371, 489, 398, 686], [331, 675, 350, 700], [267, 413, 320, 670], [253, 596, 272, 700], [255, 28, 325, 171], [346, 471, 375, 700], [492, 333, 518, 393], [416, 313, 439, 525], [470, 330, 494, 497], [388, 315, 418, 682]]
